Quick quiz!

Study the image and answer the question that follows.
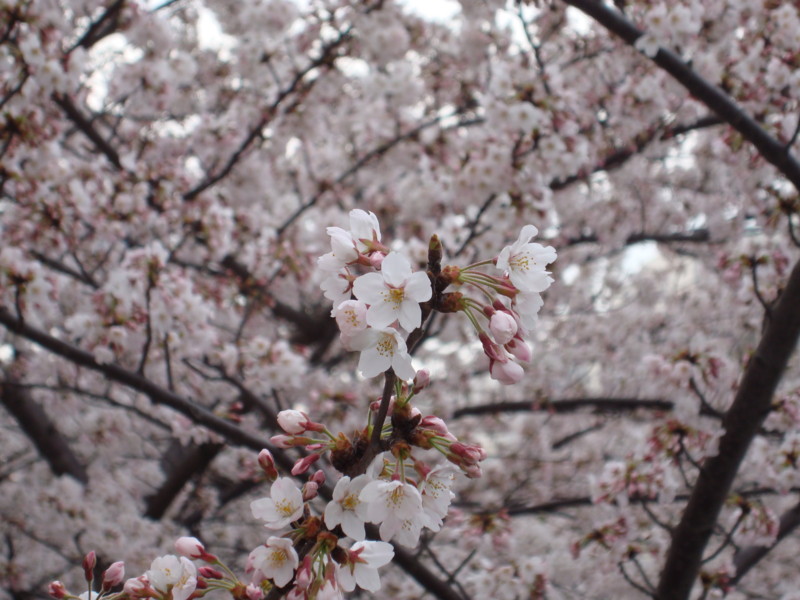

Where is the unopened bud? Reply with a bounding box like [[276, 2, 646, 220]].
[[489, 311, 518, 345], [175, 536, 217, 562], [490, 359, 524, 385], [198, 566, 225, 579], [291, 453, 321, 476], [412, 369, 431, 394], [302, 481, 319, 501], [101, 561, 125, 591], [505, 338, 532, 363], [277, 409, 311, 435], [245, 583, 264, 600], [295, 556, 313, 590], [82, 551, 96, 583], [369, 251, 386, 269], [310, 469, 326, 486], [48, 581, 66, 599], [257, 449, 279, 481], [123, 576, 150, 597]]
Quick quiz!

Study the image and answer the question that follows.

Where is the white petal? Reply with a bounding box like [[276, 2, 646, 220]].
[[404, 271, 432, 302], [353, 272, 386, 304], [380, 252, 412, 287]]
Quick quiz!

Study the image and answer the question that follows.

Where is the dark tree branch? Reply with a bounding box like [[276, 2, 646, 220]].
[[563, 0, 800, 192], [70, 0, 127, 51], [0, 378, 89, 484], [565, 229, 711, 247], [452, 397, 675, 419], [559, 4, 800, 598], [732, 499, 800, 585], [52, 94, 123, 170], [550, 115, 722, 191], [144, 441, 223, 520]]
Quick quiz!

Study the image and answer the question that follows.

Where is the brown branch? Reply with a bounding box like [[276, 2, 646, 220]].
[[452, 397, 675, 419], [562, 0, 800, 192], [143, 441, 223, 520], [52, 94, 123, 170], [731, 498, 800, 586], [0, 378, 89, 484], [550, 115, 722, 191]]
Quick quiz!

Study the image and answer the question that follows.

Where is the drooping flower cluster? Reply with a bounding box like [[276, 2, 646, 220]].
[[320, 210, 556, 385], [49, 211, 553, 600]]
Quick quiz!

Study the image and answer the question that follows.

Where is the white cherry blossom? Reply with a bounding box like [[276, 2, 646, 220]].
[[336, 540, 394, 592], [352, 251, 432, 331], [348, 326, 416, 380], [249, 537, 299, 588], [146, 555, 196, 600], [324, 475, 370, 540], [495, 225, 557, 293], [250, 477, 304, 529]]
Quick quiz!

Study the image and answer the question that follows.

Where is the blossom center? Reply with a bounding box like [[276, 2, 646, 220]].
[[275, 499, 296, 517], [383, 287, 405, 308], [375, 334, 395, 357], [510, 254, 533, 272], [342, 493, 359, 510], [269, 548, 289, 566]]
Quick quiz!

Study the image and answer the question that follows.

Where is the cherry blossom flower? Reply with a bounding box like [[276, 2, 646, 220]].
[[352, 251, 432, 331], [347, 327, 416, 380], [335, 540, 394, 592], [320, 209, 383, 270], [249, 537, 299, 588], [146, 555, 197, 600], [334, 299, 369, 348], [495, 225, 556, 293], [324, 475, 370, 540], [251, 477, 304, 529], [360, 479, 423, 544], [419, 466, 456, 531]]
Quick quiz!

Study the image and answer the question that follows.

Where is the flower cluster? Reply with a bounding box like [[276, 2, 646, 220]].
[[320, 210, 556, 385]]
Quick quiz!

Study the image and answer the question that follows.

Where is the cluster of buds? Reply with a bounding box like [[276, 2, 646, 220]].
[[319, 211, 556, 385]]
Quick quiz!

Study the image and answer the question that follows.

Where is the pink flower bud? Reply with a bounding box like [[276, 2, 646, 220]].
[[246, 584, 264, 600], [270, 434, 313, 448], [419, 415, 455, 440], [123, 576, 150, 597], [302, 481, 319, 501], [82, 551, 96, 582], [412, 369, 431, 393], [277, 409, 310, 434], [257, 449, 279, 481], [490, 359, 524, 385], [48, 581, 66, 599], [369, 251, 386, 268], [489, 311, 518, 345], [505, 338, 532, 363], [450, 442, 487, 463], [479, 332, 504, 362], [295, 556, 313, 590], [175, 536, 217, 561], [198, 566, 224, 579], [101, 561, 125, 591], [463, 463, 483, 478], [310, 469, 326, 486], [291, 453, 321, 476]]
